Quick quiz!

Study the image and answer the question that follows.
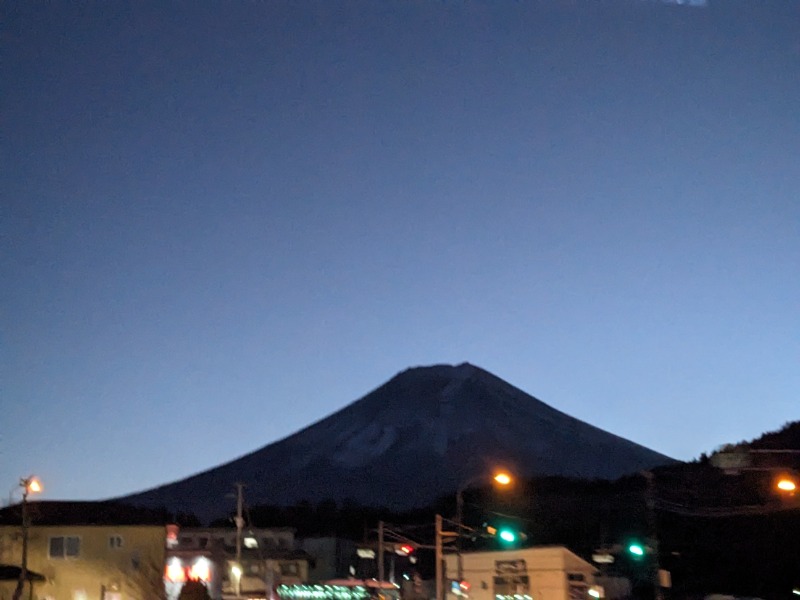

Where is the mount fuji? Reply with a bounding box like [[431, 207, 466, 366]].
[[119, 363, 673, 519]]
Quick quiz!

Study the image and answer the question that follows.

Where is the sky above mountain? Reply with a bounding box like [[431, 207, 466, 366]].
[[3, 0, 798, 502]]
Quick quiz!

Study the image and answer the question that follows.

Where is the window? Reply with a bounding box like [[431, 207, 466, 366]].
[[109, 535, 124, 549], [280, 562, 298, 576], [49, 536, 80, 559]]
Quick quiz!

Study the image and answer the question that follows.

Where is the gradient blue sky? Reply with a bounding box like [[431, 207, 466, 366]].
[[3, 0, 798, 502]]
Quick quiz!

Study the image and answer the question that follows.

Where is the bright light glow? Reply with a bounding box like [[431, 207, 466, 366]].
[[499, 530, 516, 543], [588, 590, 600, 599], [231, 565, 242, 578], [777, 478, 797, 492], [165, 559, 186, 583], [277, 584, 372, 600], [791, 589, 800, 596], [190, 557, 211, 582], [493, 473, 512, 486], [244, 536, 258, 548], [628, 544, 645, 556], [27, 479, 42, 494]]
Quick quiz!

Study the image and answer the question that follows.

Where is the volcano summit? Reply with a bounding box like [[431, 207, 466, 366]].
[[120, 363, 673, 519]]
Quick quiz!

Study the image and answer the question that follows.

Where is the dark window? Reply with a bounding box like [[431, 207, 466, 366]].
[[49, 537, 64, 558], [49, 536, 80, 559]]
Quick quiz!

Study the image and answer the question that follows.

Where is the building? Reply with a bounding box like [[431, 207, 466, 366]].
[[443, 547, 599, 600], [297, 538, 359, 583], [165, 527, 312, 600], [0, 502, 171, 600]]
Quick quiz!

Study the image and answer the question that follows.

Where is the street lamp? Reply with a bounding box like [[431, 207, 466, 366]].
[[493, 473, 512, 486], [12, 476, 42, 600], [455, 471, 513, 582], [776, 476, 797, 493]]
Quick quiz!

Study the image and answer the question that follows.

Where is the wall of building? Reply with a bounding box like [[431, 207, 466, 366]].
[[443, 547, 596, 600], [0, 525, 166, 600], [299, 538, 358, 583]]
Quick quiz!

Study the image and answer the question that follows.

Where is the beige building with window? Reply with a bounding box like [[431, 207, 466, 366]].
[[0, 502, 169, 600], [443, 547, 598, 600]]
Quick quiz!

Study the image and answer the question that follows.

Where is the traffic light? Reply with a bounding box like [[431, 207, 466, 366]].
[[396, 544, 415, 555], [498, 528, 517, 544], [627, 542, 645, 558], [485, 523, 526, 546]]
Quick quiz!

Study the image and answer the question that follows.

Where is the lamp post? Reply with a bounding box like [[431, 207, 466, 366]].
[[12, 476, 42, 600], [455, 471, 512, 582], [776, 475, 797, 494], [642, 471, 664, 600]]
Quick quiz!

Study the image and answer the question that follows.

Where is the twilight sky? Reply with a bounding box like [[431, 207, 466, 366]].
[[2, 0, 798, 503]]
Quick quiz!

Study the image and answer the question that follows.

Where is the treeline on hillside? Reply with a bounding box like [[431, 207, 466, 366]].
[[708, 419, 800, 456], [215, 476, 651, 547]]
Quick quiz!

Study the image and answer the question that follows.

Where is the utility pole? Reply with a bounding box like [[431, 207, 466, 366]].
[[455, 491, 464, 582], [435, 515, 443, 600], [377, 520, 385, 586], [234, 483, 245, 599], [643, 472, 664, 600], [12, 477, 41, 600], [11, 492, 29, 600]]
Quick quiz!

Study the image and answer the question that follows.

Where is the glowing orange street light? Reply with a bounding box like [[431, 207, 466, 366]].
[[493, 472, 512, 486], [776, 477, 797, 493], [26, 479, 42, 494]]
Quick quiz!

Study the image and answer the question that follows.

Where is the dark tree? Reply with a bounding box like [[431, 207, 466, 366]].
[[178, 581, 211, 600]]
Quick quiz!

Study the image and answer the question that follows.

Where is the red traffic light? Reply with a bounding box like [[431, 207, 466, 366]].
[[397, 544, 415, 555]]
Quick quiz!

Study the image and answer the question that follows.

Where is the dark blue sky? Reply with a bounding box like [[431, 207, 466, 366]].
[[3, 1, 798, 502]]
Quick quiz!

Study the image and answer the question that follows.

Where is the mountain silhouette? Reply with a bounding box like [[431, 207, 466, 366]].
[[119, 363, 673, 520]]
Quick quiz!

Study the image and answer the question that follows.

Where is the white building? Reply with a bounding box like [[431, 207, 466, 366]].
[[443, 547, 599, 600]]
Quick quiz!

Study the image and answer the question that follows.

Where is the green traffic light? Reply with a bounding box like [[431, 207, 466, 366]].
[[499, 529, 516, 543], [628, 543, 645, 556]]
